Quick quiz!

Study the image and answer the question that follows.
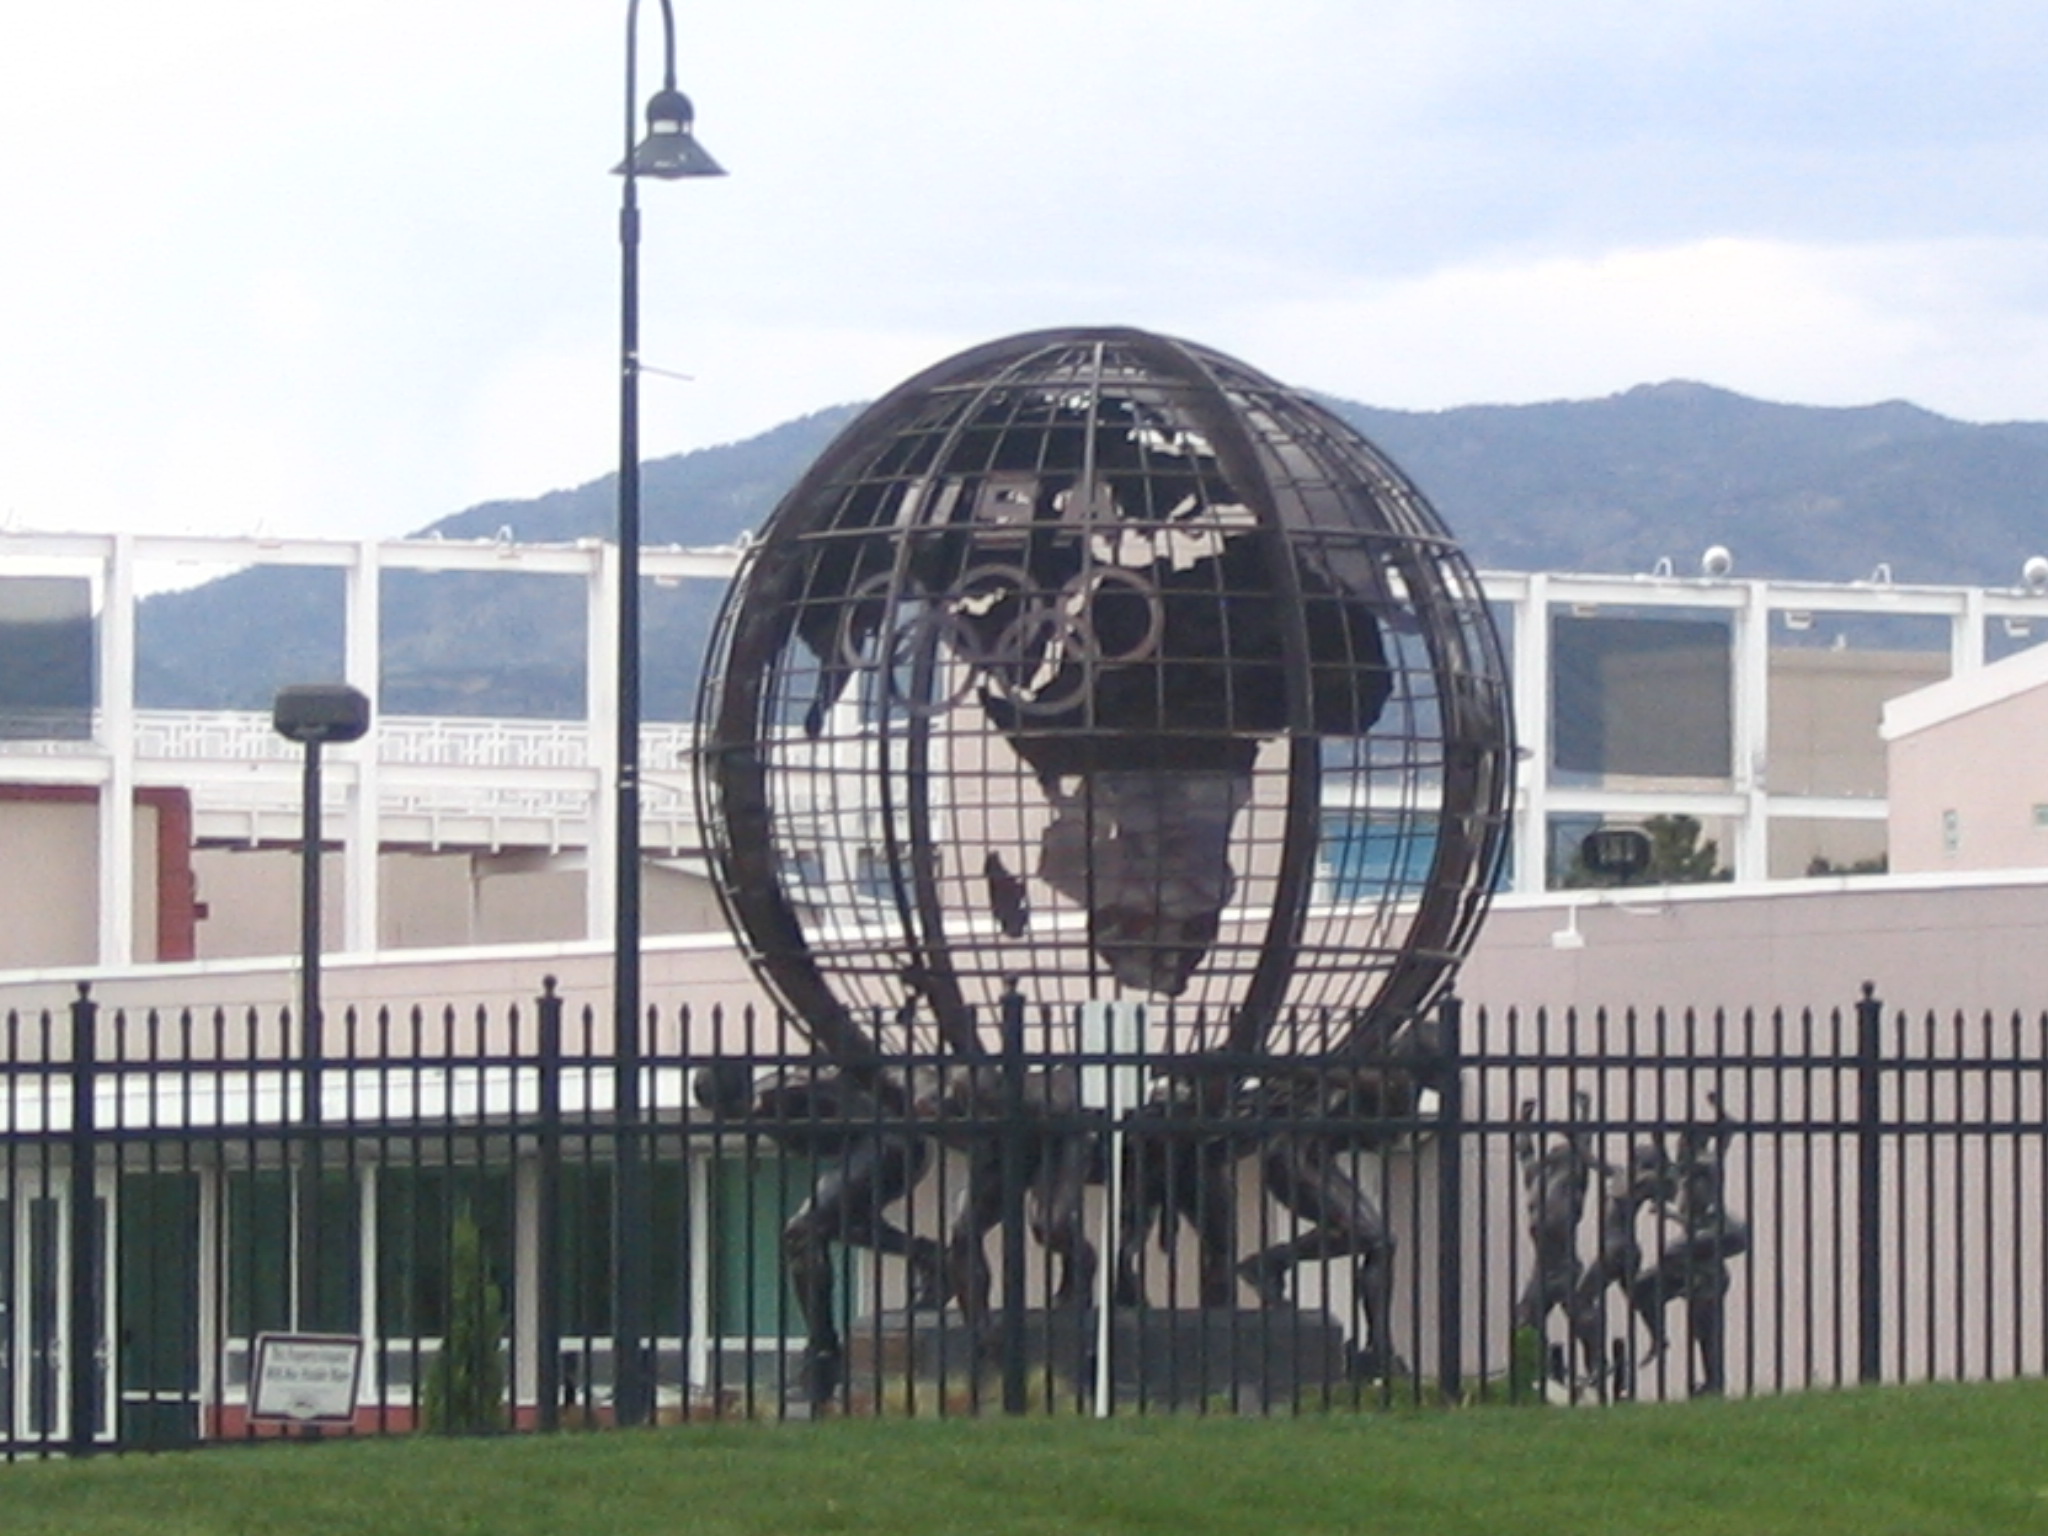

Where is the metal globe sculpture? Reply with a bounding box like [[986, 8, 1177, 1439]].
[[697, 327, 1511, 1066]]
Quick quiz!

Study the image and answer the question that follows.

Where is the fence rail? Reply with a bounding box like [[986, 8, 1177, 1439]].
[[1, 980, 2042, 1455]]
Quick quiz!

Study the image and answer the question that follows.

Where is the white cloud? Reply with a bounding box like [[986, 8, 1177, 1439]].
[[4, 2, 2048, 540], [1229, 236, 2048, 422]]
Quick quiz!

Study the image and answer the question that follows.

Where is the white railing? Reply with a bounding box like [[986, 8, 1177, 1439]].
[[126, 710, 699, 770], [2, 709, 702, 843]]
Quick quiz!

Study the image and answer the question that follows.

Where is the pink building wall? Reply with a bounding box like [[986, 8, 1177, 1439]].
[[1887, 642, 2048, 875]]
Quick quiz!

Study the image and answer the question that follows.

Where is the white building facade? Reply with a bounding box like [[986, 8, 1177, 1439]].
[[8, 530, 2048, 975]]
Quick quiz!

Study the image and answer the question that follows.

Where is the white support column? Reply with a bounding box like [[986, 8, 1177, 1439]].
[[1510, 574, 1551, 892], [1953, 586, 1986, 676], [356, 1166, 381, 1395], [1731, 580, 1772, 882], [511, 1154, 542, 1409], [587, 543, 621, 945], [686, 1155, 713, 1391], [98, 533, 138, 964], [343, 541, 383, 953]]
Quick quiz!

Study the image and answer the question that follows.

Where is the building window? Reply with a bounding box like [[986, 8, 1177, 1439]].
[[1320, 813, 1436, 904], [1942, 809, 1960, 854], [0, 576, 94, 741], [782, 847, 826, 891], [2033, 804, 2048, 830], [709, 1155, 849, 1341], [853, 847, 896, 904], [552, 1160, 692, 1340], [375, 1166, 513, 1339], [1550, 612, 1733, 786], [226, 1167, 360, 1337]]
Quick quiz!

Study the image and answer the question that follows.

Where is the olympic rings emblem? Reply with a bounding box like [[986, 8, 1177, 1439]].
[[832, 561, 1167, 718]]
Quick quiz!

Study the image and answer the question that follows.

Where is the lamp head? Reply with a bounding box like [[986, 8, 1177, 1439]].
[[272, 683, 371, 746], [617, 88, 725, 179]]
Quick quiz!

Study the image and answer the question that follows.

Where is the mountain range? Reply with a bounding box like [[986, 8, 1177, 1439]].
[[132, 382, 2048, 720]]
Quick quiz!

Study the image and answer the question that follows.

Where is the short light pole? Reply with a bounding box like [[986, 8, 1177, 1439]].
[[611, 0, 723, 1428], [272, 683, 371, 1334]]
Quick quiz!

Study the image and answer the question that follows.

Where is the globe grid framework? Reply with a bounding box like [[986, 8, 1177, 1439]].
[[696, 327, 1513, 1068]]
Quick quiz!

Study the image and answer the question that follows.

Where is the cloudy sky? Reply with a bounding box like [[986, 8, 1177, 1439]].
[[3, 1, 2045, 542]]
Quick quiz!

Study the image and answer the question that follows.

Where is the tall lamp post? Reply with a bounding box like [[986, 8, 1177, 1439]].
[[271, 683, 371, 1336], [611, 0, 723, 1428]]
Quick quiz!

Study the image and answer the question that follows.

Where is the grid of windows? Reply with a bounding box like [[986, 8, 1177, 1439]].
[[216, 1155, 810, 1382]]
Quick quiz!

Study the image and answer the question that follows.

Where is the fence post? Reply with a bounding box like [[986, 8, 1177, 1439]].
[[1433, 993, 1465, 1403], [1856, 980, 1883, 1385], [535, 977, 564, 1432], [68, 983, 102, 1454], [999, 981, 1028, 1415]]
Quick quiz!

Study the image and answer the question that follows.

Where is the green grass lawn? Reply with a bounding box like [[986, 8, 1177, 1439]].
[[8, 1381, 2048, 1536]]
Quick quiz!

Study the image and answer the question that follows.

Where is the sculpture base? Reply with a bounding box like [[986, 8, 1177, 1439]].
[[843, 1307, 1353, 1410]]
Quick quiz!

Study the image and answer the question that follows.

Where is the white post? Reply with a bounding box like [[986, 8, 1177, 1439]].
[[98, 533, 137, 963], [343, 540, 383, 953], [1954, 586, 1986, 676], [1079, 1000, 1145, 1418], [1511, 574, 1551, 893], [1732, 579, 1772, 882]]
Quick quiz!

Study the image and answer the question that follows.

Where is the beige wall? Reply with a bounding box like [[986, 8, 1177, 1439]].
[[0, 796, 162, 969], [10, 872, 2047, 1042], [1462, 875, 2048, 1020], [0, 928, 768, 1037], [1770, 647, 1948, 800], [0, 797, 100, 967], [189, 846, 728, 960], [192, 846, 347, 960]]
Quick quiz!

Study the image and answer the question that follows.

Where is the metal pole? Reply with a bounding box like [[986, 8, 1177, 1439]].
[[611, 0, 652, 1429], [1856, 980, 1884, 1385], [610, 0, 718, 1425], [68, 984, 101, 1454], [298, 738, 325, 1334], [1433, 994, 1465, 1403], [536, 976, 565, 1432]]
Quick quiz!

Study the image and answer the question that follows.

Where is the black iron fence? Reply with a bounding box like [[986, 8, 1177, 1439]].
[[2, 979, 2043, 1456]]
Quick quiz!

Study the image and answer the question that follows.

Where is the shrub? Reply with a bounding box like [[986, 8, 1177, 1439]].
[[420, 1203, 507, 1434]]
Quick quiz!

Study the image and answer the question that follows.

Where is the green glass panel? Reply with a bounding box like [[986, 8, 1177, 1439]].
[[226, 1167, 359, 1335], [554, 1163, 612, 1337], [0, 1198, 12, 1438], [225, 1170, 291, 1337], [709, 1155, 848, 1340], [117, 1173, 199, 1396], [552, 1160, 691, 1338], [376, 1167, 512, 1337]]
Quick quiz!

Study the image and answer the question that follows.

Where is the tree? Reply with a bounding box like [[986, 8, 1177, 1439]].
[[420, 1203, 507, 1434]]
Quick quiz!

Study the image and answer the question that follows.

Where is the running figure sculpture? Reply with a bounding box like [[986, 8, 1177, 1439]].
[[1568, 1138, 1676, 1396], [1630, 1097, 1749, 1395], [1513, 1093, 1599, 1367], [691, 1062, 947, 1402]]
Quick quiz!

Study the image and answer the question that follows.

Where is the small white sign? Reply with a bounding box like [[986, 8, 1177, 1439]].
[[250, 1333, 364, 1425]]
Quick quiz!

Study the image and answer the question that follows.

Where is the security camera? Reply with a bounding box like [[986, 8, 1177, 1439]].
[[1700, 545, 1733, 579], [2024, 555, 2048, 594]]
